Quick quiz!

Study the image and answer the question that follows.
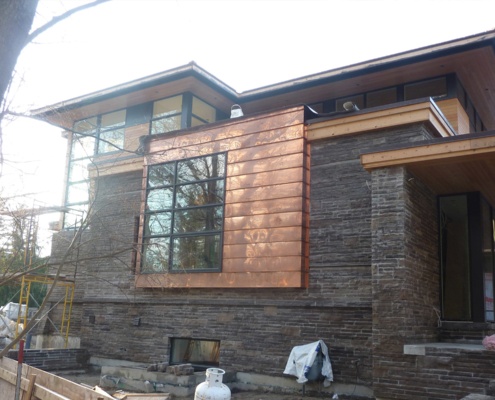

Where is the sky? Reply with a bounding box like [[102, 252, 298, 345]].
[[1, 0, 495, 250]]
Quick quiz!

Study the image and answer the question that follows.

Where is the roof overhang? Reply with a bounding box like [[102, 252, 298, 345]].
[[361, 131, 495, 206], [31, 62, 239, 129], [31, 30, 495, 131]]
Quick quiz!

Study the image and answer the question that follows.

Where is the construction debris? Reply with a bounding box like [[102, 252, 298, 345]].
[[166, 363, 194, 376], [0, 355, 114, 399], [112, 393, 171, 399]]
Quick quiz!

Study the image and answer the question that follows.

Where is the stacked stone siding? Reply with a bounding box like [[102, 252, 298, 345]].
[[46, 120, 495, 398], [8, 349, 89, 371]]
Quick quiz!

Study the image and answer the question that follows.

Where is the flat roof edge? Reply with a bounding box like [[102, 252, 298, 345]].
[[31, 61, 239, 117], [239, 30, 495, 99]]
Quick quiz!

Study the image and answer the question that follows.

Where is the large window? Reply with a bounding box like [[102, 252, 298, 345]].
[[142, 153, 226, 273], [439, 193, 495, 322], [64, 110, 126, 228]]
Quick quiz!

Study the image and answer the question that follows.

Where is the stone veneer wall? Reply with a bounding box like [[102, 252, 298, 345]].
[[371, 165, 441, 399], [46, 122, 439, 394], [7, 348, 89, 371]]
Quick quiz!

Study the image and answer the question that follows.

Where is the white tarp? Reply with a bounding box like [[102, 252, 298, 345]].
[[283, 339, 333, 386]]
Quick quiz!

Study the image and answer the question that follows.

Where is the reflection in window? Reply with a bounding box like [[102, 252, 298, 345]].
[[151, 94, 218, 134], [439, 193, 495, 322], [65, 110, 126, 228], [151, 95, 183, 134], [405, 77, 447, 100], [170, 338, 220, 369], [142, 153, 226, 273]]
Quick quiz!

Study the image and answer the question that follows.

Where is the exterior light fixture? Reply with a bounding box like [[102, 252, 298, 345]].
[[230, 104, 243, 118], [343, 101, 359, 111]]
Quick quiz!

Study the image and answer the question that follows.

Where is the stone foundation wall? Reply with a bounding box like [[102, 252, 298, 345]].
[[7, 348, 89, 371]]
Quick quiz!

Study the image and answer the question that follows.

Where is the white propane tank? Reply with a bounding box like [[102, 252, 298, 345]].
[[194, 368, 231, 400]]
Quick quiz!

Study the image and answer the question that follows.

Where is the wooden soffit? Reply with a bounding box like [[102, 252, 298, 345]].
[[361, 131, 495, 206]]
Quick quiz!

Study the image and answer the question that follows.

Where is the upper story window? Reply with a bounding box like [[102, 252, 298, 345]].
[[97, 110, 126, 153], [311, 75, 485, 133], [141, 153, 226, 273], [151, 94, 218, 135], [64, 110, 126, 228], [151, 95, 183, 134]]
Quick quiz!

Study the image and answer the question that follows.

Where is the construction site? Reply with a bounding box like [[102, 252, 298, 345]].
[[2, 30, 495, 400]]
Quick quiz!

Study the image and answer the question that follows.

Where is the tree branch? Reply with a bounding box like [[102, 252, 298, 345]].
[[27, 0, 112, 45]]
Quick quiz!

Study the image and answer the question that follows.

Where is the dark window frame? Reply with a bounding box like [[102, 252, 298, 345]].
[[142, 152, 227, 274], [439, 192, 495, 323], [169, 337, 220, 370]]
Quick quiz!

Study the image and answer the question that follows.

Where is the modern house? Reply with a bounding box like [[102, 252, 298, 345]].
[[32, 30, 495, 399]]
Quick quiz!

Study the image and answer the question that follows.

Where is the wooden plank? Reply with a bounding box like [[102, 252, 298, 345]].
[[23, 374, 37, 400], [437, 98, 469, 134], [0, 357, 114, 400], [307, 101, 455, 141], [361, 135, 495, 170], [124, 123, 149, 152]]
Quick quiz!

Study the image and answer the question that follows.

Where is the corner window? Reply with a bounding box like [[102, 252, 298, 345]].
[[439, 193, 495, 322], [142, 153, 226, 273], [151, 95, 183, 134], [150, 94, 219, 135]]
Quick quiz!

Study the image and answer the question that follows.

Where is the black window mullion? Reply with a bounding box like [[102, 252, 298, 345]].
[[182, 92, 193, 129], [169, 160, 179, 270], [143, 154, 225, 273]]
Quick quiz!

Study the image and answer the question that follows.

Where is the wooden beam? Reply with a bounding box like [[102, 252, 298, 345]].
[[361, 134, 495, 170], [307, 100, 455, 141], [23, 374, 36, 400]]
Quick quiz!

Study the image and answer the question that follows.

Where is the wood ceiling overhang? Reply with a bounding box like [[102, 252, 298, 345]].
[[31, 62, 238, 130], [240, 38, 495, 131], [361, 131, 495, 207], [31, 31, 495, 131]]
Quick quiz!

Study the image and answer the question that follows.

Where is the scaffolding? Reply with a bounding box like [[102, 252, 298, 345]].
[[15, 274, 75, 349]]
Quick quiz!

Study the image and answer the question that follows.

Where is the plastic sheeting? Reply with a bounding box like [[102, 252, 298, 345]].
[[283, 340, 333, 386]]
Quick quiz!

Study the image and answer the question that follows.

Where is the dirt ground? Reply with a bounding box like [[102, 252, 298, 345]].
[[58, 372, 340, 400]]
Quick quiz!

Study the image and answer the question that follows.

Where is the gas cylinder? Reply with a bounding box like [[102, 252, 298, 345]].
[[194, 368, 231, 400]]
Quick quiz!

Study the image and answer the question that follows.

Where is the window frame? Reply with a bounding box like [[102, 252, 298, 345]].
[[141, 152, 227, 274], [150, 93, 220, 135], [439, 192, 495, 322]]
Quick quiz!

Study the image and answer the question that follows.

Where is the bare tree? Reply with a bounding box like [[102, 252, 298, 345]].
[[0, 0, 117, 355], [0, 0, 111, 159]]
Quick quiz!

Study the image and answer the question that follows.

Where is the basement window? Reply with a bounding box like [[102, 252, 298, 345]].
[[170, 338, 220, 370]]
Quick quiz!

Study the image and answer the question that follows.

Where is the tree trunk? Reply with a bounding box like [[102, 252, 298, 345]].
[[0, 0, 39, 109]]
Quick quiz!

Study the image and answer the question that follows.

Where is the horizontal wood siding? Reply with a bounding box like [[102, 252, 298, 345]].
[[136, 106, 308, 288]]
